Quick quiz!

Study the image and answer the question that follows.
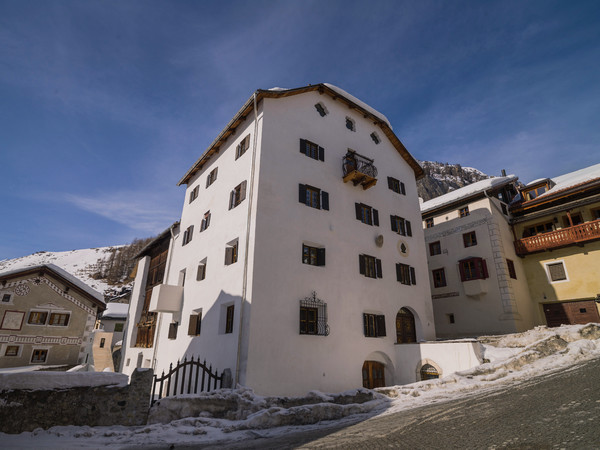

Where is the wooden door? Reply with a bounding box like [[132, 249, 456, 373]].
[[362, 361, 385, 389], [544, 301, 600, 327], [396, 308, 416, 343]]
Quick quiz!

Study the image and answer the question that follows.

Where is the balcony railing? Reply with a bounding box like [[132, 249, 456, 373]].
[[342, 151, 378, 190], [514, 219, 600, 255]]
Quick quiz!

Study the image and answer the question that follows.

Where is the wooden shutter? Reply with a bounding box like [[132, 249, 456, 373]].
[[196, 264, 205, 280], [359, 254, 366, 275], [225, 247, 233, 265], [396, 263, 401, 282], [376, 258, 383, 278], [400, 182, 406, 195], [229, 190, 234, 210], [321, 191, 329, 210], [182, 230, 188, 245], [214, 167, 218, 182], [319, 146, 325, 161], [376, 315, 386, 337], [317, 248, 326, 266], [410, 267, 416, 285], [387, 176, 394, 190], [235, 143, 241, 160], [363, 314, 369, 336], [406, 220, 412, 237], [240, 181, 247, 202], [399, 218, 406, 236], [188, 314, 198, 335], [458, 261, 467, 281], [299, 139, 306, 154], [373, 209, 379, 226], [355, 203, 362, 220], [168, 323, 178, 339], [390, 215, 397, 232], [299, 184, 307, 204], [481, 259, 489, 279]]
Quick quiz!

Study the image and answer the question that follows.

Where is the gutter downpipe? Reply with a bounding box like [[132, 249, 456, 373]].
[[236, 92, 260, 387]]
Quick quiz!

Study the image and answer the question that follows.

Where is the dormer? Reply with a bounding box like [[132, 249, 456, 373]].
[[521, 178, 554, 202]]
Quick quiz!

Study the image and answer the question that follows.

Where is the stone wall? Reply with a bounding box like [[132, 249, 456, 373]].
[[0, 369, 153, 434]]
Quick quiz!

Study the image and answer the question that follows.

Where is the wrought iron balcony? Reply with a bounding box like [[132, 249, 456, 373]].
[[342, 151, 378, 190], [514, 219, 600, 255]]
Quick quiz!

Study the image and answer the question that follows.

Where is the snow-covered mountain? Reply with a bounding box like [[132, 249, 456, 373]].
[[417, 161, 490, 201]]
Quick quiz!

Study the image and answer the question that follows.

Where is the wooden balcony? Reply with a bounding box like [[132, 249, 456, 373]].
[[342, 152, 378, 190], [515, 219, 600, 255]]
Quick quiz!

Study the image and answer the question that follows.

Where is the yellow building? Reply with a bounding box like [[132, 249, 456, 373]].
[[510, 163, 600, 326]]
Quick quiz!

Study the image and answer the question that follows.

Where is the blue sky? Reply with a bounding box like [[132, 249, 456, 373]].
[[1, 0, 599, 260]]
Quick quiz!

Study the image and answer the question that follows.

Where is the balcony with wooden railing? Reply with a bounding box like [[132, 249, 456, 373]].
[[514, 219, 600, 255], [342, 151, 378, 190]]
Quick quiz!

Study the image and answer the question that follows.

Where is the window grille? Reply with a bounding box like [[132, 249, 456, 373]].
[[299, 291, 329, 336]]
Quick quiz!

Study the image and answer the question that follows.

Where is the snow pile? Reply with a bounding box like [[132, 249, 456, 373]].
[[1, 324, 599, 448], [101, 302, 129, 319], [0, 371, 128, 391]]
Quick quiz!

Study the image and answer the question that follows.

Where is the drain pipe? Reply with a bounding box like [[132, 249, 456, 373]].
[[236, 92, 260, 386]]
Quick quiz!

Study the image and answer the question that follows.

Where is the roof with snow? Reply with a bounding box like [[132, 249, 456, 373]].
[[0, 264, 105, 307], [421, 175, 518, 214], [101, 302, 129, 319], [178, 83, 423, 185], [524, 163, 600, 202]]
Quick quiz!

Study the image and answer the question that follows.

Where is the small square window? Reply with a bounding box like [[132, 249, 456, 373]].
[[200, 211, 211, 232], [429, 241, 441, 256], [547, 262, 567, 282], [426, 218, 434, 228], [370, 132, 380, 144], [387, 177, 406, 195], [189, 185, 199, 204], [432, 268, 446, 288], [229, 181, 247, 209], [302, 244, 325, 266], [447, 314, 455, 324], [182, 225, 194, 246], [31, 349, 48, 363], [225, 241, 238, 266], [356, 203, 378, 226], [463, 231, 477, 247], [459, 206, 469, 217], [363, 313, 386, 337], [345, 117, 355, 131], [396, 263, 416, 285], [28, 311, 48, 325], [360, 254, 382, 279], [300, 139, 324, 161], [235, 134, 250, 160], [1, 293, 12, 303], [5, 345, 19, 356], [49, 313, 70, 326]]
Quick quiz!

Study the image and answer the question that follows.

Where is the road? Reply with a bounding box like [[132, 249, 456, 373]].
[[207, 357, 600, 449]]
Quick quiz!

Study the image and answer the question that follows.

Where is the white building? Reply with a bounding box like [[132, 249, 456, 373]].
[[121, 84, 482, 396], [421, 176, 537, 338]]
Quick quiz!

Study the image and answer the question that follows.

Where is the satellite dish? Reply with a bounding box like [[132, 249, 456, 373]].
[[375, 235, 384, 247]]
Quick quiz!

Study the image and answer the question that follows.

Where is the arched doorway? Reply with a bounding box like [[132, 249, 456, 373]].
[[362, 360, 385, 389], [420, 364, 439, 380], [396, 308, 416, 343]]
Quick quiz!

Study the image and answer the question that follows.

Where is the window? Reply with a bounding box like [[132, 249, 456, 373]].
[[432, 268, 446, 288], [463, 231, 477, 247], [27, 311, 48, 325], [188, 312, 202, 336], [299, 184, 329, 210], [459, 206, 469, 217], [507, 259, 517, 279], [200, 211, 211, 232], [229, 181, 247, 209], [4, 345, 19, 357], [1, 293, 12, 303], [459, 257, 489, 281], [99, 338, 106, 348], [429, 241, 441, 256], [593, 209, 600, 220], [314, 103, 327, 117], [225, 240, 238, 265], [299, 139, 324, 161], [523, 185, 548, 201], [562, 213, 583, 228], [447, 313, 455, 324], [525, 222, 554, 237], [114, 322, 124, 332], [370, 132, 380, 145], [302, 244, 325, 266], [168, 322, 178, 339], [31, 349, 48, 363], [390, 215, 412, 236], [235, 134, 250, 160], [182, 225, 194, 246], [189, 185, 199, 203], [206, 167, 218, 188], [359, 254, 382, 279], [501, 203, 508, 215], [49, 313, 70, 326], [396, 308, 416, 344], [196, 259, 207, 280], [425, 217, 434, 228], [387, 177, 406, 195], [396, 263, 416, 285], [355, 203, 379, 226], [345, 117, 355, 131], [225, 305, 235, 334], [299, 292, 329, 336], [420, 364, 440, 380], [547, 262, 567, 282], [363, 313, 386, 337]]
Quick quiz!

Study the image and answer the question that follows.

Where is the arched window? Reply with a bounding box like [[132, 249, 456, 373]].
[[420, 363, 439, 380], [396, 308, 416, 344]]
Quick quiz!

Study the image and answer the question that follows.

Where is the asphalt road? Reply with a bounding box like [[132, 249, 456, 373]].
[[208, 356, 600, 449]]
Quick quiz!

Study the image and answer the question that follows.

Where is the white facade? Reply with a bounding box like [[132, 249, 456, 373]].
[[422, 177, 537, 338], [122, 85, 442, 396]]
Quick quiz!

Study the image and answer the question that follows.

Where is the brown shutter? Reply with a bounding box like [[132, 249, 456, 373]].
[[376, 258, 383, 278], [359, 254, 366, 275], [459, 261, 466, 281], [387, 176, 394, 190], [406, 220, 412, 237], [321, 191, 329, 210], [410, 267, 416, 285], [299, 139, 306, 154], [240, 181, 247, 202], [225, 247, 233, 265], [373, 209, 379, 226], [363, 313, 369, 336], [400, 182, 406, 195], [376, 315, 386, 337], [317, 248, 326, 266], [299, 184, 307, 204], [229, 190, 234, 210], [319, 146, 324, 161], [355, 203, 362, 220], [188, 314, 198, 335], [391, 215, 398, 232], [168, 323, 178, 339], [481, 259, 489, 279], [396, 263, 401, 282]]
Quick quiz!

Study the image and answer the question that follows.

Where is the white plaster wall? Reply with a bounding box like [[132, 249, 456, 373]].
[[244, 92, 435, 396], [394, 341, 483, 384]]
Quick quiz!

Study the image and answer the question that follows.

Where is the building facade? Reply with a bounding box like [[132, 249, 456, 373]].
[[421, 176, 537, 338], [0, 264, 105, 368], [121, 84, 444, 395]]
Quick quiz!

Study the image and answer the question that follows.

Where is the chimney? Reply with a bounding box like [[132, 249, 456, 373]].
[[501, 169, 507, 177]]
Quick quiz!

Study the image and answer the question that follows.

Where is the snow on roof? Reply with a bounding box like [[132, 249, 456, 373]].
[[101, 302, 129, 319], [323, 83, 392, 129], [532, 163, 600, 200], [0, 263, 104, 303], [524, 177, 549, 187], [421, 175, 517, 213]]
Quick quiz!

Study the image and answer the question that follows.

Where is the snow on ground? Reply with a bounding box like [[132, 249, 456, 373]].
[[1, 324, 599, 449]]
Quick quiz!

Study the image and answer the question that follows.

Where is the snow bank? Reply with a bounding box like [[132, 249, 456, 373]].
[[0, 371, 128, 390]]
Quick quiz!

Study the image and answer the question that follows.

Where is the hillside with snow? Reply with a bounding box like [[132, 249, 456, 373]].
[[417, 161, 491, 201]]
